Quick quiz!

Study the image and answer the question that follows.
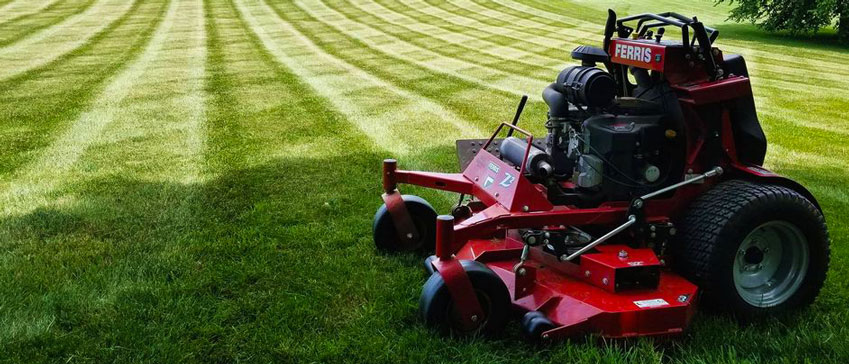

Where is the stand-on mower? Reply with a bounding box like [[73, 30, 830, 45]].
[[372, 11, 830, 341]]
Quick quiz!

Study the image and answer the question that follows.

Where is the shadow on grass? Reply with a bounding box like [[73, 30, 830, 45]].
[[0, 147, 846, 362]]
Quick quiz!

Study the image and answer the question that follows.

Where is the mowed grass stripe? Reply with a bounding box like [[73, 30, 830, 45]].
[[344, 0, 563, 76], [0, 0, 60, 25], [0, 0, 135, 81], [0, 0, 97, 48], [86, 0, 207, 184], [294, 0, 543, 96], [0, 0, 167, 178], [262, 1, 551, 141], [236, 0, 480, 158], [390, 0, 578, 57], [0, 0, 204, 216]]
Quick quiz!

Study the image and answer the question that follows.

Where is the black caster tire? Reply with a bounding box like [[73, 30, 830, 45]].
[[373, 195, 437, 253], [674, 180, 830, 318], [419, 260, 511, 337], [521, 311, 555, 343]]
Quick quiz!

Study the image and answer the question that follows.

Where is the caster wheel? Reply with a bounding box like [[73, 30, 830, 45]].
[[674, 180, 830, 318], [521, 311, 555, 343], [373, 195, 437, 253], [424, 255, 437, 275], [419, 260, 511, 337]]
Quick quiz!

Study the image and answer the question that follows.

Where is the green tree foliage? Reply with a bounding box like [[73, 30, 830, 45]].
[[718, 0, 849, 42]]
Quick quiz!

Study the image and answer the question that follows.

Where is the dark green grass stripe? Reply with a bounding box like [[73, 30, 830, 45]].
[[0, 0, 167, 177], [262, 0, 549, 136], [324, 0, 555, 81], [0, 0, 97, 47]]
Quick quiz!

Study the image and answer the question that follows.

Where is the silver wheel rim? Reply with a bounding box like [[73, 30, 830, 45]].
[[733, 221, 809, 308]]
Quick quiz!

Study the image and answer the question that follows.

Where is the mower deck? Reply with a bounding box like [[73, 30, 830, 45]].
[[452, 234, 698, 339]]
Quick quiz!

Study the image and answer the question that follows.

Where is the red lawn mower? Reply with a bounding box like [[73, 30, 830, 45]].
[[372, 11, 830, 341]]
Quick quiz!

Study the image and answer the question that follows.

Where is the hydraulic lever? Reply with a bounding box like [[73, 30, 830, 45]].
[[563, 167, 723, 261]]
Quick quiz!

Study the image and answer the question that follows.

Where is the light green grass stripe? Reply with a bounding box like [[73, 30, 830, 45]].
[[293, 0, 542, 96], [0, 0, 167, 179], [257, 0, 546, 138], [0, 0, 60, 25], [0, 0, 98, 48], [349, 0, 562, 70], [76, 0, 207, 184], [327, 0, 557, 82], [0, 0, 134, 81], [397, 0, 579, 52], [0, 0, 202, 216], [236, 0, 480, 157]]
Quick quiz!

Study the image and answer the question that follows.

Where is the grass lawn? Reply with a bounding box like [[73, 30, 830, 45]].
[[0, 0, 847, 362]]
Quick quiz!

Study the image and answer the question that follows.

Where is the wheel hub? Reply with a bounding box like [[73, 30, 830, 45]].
[[733, 221, 809, 308]]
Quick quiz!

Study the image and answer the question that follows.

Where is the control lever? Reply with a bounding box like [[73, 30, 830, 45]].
[[562, 167, 723, 261]]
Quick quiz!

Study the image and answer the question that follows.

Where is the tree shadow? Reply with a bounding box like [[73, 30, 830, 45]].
[[0, 144, 845, 362]]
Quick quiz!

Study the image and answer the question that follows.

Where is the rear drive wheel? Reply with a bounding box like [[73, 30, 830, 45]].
[[674, 180, 829, 318], [373, 195, 437, 253], [419, 260, 511, 337]]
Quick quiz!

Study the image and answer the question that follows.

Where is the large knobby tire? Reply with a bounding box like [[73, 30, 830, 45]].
[[674, 180, 830, 318], [419, 260, 511, 337], [373, 195, 437, 253]]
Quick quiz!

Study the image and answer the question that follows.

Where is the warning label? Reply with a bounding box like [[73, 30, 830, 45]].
[[633, 298, 669, 308]]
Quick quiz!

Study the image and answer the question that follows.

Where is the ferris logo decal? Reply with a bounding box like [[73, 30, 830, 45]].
[[614, 43, 653, 63], [487, 162, 500, 174]]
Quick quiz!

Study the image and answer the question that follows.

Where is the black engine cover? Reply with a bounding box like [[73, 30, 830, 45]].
[[582, 114, 666, 197]]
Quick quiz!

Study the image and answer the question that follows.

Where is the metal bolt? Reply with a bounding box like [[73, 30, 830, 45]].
[[560, 254, 569, 261], [669, 228, 677, 236], [585, 270, 591, 277], [618, 250, 628, 259], [602, 277, 609, 285], [650, 225, 656, 232], [495, 193, 499, 197], [544, 232, 550, 238], [542, 333, 550, 340], [474, 177, 479, 181], [527, 236, 536, 245], [517, 268, 527, 276], [543, 239, 549, 244], [406, 233, 414, 239], [470, 315, 479, 322], [633, 199, 644, 209], [523, 205, 529, 212], [650, 232, 657, 238]]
